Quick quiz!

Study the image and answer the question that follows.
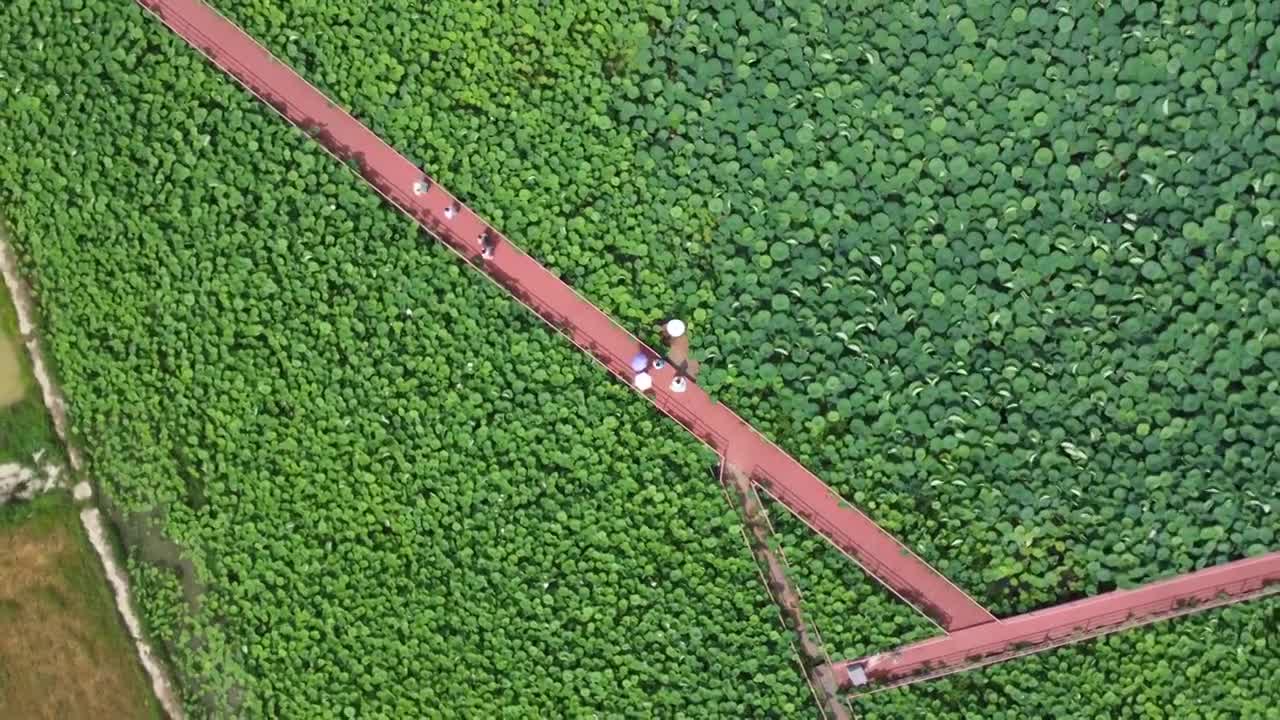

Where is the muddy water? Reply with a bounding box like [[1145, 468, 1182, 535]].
[[81, 508, 187, 720], [112, 506, 206, 613]]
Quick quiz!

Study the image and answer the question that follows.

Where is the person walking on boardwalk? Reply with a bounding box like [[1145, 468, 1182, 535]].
[[660, 318, 700, 379]]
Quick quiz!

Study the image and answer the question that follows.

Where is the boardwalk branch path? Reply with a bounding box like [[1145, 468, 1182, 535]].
[[124, 0, 1280, 702], [828, 552, 1280, 692], [134, 0, 995, 631]]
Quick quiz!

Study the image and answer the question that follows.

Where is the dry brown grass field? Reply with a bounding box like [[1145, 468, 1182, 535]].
[[0, 492, 161, 720]]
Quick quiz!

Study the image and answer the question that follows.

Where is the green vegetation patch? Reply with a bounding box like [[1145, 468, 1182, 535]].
[[620, 0, 1280, 614], [0, 1, 810, 716], [212, 0, 707, 336], [762, 496, 935, 661], [4, 0, 1277, 714], [207, 0, 1280, 615]]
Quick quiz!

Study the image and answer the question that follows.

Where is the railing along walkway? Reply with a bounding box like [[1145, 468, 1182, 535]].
[[134, 0, 996, 631]]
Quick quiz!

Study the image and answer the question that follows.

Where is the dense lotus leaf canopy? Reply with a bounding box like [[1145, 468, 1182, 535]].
[[0, 0, 1277, 714], [0, 1, 815, 716], [610, 0, 1280, 617]]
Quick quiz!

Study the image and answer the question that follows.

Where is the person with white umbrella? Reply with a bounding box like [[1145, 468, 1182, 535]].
[[660, 318, 700, 378]]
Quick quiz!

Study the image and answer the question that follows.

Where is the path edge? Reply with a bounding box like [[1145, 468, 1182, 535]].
[[0, 230, 187, 720]]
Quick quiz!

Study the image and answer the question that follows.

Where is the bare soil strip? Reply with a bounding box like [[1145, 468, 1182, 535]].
[[0, 232, 185, 718], [0, 496, 159, 719]]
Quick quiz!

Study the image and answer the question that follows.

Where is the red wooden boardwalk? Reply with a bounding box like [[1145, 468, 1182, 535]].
[[134, 0, 1280, 693], [133, 0, 995, 631], [829, 552, 1280, 692]]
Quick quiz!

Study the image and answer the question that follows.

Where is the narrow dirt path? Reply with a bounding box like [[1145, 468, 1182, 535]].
[[0, 234, 83, 472], [722, 465, 850, 720], [0, 230, 185, 719]]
